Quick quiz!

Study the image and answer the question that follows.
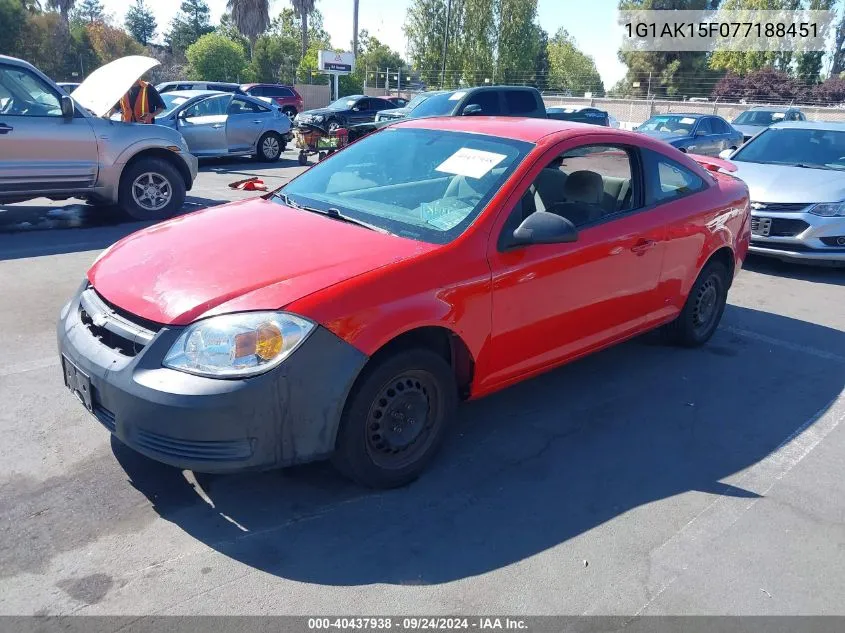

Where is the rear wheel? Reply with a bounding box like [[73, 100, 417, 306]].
[[282, 107, 297, 121], [332, 349, 457, 489], [256, 132, 283, 162], [664, 260, 729, 347], [118, 158, 185, 221]]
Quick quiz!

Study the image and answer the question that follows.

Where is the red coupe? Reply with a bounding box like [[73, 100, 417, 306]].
[[58, 117, 750, 488]]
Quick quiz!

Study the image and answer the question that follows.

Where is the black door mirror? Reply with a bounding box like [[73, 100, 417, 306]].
[[60, 95, 74, 119], [462, 104, 483, 116], [508, 211, 578, 248]]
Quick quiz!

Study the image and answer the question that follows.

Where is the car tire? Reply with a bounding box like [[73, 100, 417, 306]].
[[282, 107, 297, 121], [327, 118, 340, 132], [332, 349, 457, 489], [664, 260, 729, 347], [256, 132, 283, 162], [118, 157, 185, 221]]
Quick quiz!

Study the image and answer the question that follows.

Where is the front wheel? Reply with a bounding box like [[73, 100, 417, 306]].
[[664, 260, 729, 347], [256, 132, 283, 162], [332, 349, 457, 489], [327, 119, 340, 132], [118, 158, 185, 221]]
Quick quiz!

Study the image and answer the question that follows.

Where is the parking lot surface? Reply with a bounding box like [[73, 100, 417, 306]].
[[1, 151, 844, 615]]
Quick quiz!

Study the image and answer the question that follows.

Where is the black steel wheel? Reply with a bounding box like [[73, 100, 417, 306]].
[[664, 259, 729, 347], [332, 349, 457, 488]]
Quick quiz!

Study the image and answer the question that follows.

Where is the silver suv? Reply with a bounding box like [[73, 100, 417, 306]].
[[0, 55, 198, 220]]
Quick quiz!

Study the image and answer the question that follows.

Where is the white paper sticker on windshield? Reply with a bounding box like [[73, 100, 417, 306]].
[[436, 148, 507, 179], [449, 91, 467, 101], [680, 117, 696, 124], [772, 113, 785, 119]]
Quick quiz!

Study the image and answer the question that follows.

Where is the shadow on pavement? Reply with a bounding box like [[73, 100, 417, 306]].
[[744, 254, 845, 286], [0, 196, 226, 260], [113, 304, 845, 586]]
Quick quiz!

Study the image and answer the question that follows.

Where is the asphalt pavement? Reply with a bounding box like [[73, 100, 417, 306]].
[[1, 151, 844, 616]]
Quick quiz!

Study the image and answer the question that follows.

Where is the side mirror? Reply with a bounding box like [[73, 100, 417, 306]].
[[718, 148, 734, 159], [60, 95, 74, 119], [462, 104, 483, 116], [352, 106, 362, 112], [509, 211, 578, 248]]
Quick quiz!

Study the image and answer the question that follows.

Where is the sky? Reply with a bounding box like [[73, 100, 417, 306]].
[[100, 0, 628, 86]]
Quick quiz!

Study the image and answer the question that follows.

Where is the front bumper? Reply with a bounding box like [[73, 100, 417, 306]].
[[57, 286, 368, 473], [749, 210, 845, 264]]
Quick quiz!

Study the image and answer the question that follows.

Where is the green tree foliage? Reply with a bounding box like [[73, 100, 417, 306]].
[[496, 0, 540, 84], [795, 0, 835, 83], [0, 0, 27, 56], [291, 0, 316, 57], [216, 12, 252, 56], [186, 32, 248, 81], [547, 28, 604, 95], [249, 34, 300, 83], [404, 0, 453, 86], [459, 0, 495, 85], [125, 0, 157, 46], [70, 0, 104, 24], [618, 0, 721, 98], [86, 18, 144, 63], [47, 0, 76, 23], [166, 0, 214, 54], [532, 25, 550, 90]]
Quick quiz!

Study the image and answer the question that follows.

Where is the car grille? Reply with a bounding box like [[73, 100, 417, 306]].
[[135, 429, 254, 462], [751, 217, 810, 237], [78, 288, 162, 357], [750, 202, 810, 213]]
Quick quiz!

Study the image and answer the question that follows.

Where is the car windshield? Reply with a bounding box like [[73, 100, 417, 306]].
[[638, 115, 697, 134], [405, 93, 432, 110], [733, 110, 787, 126], [407, 92, 460, 118], [731, 127, 845, 170], [161, 94, 190, 117], [276, 127, 532, 244], [327, 97, 360, 110]]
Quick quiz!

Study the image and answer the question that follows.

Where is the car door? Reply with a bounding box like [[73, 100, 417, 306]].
[[688, 117, 716, 155], [482, 139, 668, 390], [226, 96, 270, 152], [349, 98, 374, 124], [0, 62, 98, 197], [176, 94, 230, 156], [709, 117, 734, 152]]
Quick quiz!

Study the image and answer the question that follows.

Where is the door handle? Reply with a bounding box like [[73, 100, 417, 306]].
[[252, 120, 262, 124], [212, 123, 224, 129], [631, 239, 656, 255], [0, 124, 13, 134]]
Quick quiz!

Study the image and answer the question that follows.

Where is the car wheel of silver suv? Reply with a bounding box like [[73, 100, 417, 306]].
[[119, 157, 186, 221]]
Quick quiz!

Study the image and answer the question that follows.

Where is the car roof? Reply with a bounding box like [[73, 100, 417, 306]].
[[163, 90, 225, 98], [770, 120, 845, 131], [748, 105, 799, 111], [651, 112, 709, 119], [394, 115, 636, 143]]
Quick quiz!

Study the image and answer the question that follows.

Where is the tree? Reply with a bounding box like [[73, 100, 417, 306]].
[[226, 0, 270, 54], [166, 0, 213, 54], [249, 33, 299, 83], [832, 10, 845, 76], [711, 67, 802, 101], [291, 0, 316, 58], [405, 0, 451, 86], [71, 0, 103, 24], [532, 25, 550, 91], [125, 0, 157, 46], [496, 0, 540, 84], [0, 0, 27, 56], [87, 19, 144, 62], [186, 32, 248, 81], [46, 0, 76, 22], [810, 76, 845, 103], [794, 0, 836, 83], [547, 28, 604, 95], [459, 0, 495, 85]]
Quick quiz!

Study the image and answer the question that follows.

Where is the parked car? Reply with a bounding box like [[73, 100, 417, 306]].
[[719, 121, 845, 266], [732, 106, 805, 143], [240, 83, 304, 120], [0, 54, 197, 220], [547, 106, 610, 126], [294, 95, 399, 131], [373, 90, 446, 123], [155, 90, 292, 161], [59, 116, 750, 488], [156, 81, 245, 95], [57, 81, 81, 93], [636, 113, 743, 156]]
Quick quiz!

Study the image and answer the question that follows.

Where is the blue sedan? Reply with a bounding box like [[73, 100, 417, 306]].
[[636, 113, 743, 156]]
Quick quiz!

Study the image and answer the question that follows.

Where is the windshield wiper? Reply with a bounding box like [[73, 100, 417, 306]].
[[277, 193, 392, 234], [792, 163, 839, 170]]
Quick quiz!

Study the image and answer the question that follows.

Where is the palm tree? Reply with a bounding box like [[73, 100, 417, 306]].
[[291, 0, 315, 58], [226, 0, 270, 54], [46, 0, 75, 21], [21, 0, 42, 12]]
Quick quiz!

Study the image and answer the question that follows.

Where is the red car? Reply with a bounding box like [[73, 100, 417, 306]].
[[240, 83, 304, 119], [58, 117, 750, 488]]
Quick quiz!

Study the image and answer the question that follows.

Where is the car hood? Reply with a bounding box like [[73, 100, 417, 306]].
[[71, 55, 160, 117], [731, 161, 845, 203], [379, 107, 410, 118], [733, 123, 765, 137], [300, 107, 345, 118], [636, 130, 690, 143], [88, 198, 436, 326]]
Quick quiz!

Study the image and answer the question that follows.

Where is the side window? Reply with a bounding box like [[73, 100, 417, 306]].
[[710, 118, 728, 134], [227, 97, 264, 115], [644, 150, 707, 204], [183, 95, 229, 118], [272, 87, 294, 97], [461, 91, 502, 115], [371, 99, 392, 111], [504, 91, 539, 115], [695, 118, 712, 135], [516, 144, 637, 230], [0, 65, 62, 117], [354, 98, 369, 111]]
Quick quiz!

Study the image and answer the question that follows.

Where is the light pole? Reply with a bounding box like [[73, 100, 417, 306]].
[[353, 0, 360, 58], [440, 0, 452, 89]]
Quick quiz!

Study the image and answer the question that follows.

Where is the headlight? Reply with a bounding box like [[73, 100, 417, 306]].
[[163, 312, 314, 378], [808, 202, 845, 217], [312, 114, 324, 122]]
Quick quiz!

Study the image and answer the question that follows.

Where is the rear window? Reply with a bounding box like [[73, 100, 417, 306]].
[[504, 91, 539, 115]]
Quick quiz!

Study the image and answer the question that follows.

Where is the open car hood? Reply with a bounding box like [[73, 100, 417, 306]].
[[71, 56, 160, 118]]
